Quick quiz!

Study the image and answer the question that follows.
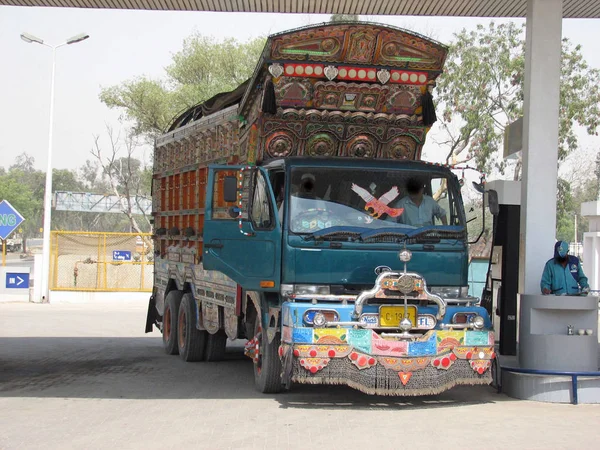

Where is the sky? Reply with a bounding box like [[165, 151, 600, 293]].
[[1, 6, 599, 176]]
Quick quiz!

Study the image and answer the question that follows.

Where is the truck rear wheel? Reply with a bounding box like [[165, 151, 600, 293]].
[[252, 315, 283, 393], [177, 293, 208, 362], [204, 331, 227, 362], [162, 290, 183, 355]]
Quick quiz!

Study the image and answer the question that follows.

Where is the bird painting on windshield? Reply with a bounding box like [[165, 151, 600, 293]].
[[351, 184, 404, 218]]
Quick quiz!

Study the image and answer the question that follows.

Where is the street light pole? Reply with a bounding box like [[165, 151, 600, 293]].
[[20, 32, 89, 302]]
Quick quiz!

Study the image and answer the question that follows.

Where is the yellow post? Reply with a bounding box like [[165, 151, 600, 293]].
[[140, 252, 145, 291], [53, 232, 59, 289], [96, 234, 102, 289], [103, 234, 107, 289]]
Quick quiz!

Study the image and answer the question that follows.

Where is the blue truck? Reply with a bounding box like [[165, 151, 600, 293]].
[[146, 22, 495, 395]]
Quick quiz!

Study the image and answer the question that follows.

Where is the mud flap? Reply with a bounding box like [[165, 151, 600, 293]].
[[281, 344, 294, 390], [145, 295, 160, 333]]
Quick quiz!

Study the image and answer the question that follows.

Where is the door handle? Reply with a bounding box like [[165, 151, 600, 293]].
[[204, 243, 223, 249]]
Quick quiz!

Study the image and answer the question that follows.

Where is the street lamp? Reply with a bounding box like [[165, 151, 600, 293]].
[[20, 32, 89, 302]]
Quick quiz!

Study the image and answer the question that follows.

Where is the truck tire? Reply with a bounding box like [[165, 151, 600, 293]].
[[204, 330, 227, 362], [252, 315, 283, 394], [162, 290, 183, 355], [177, 293, 208, 362]]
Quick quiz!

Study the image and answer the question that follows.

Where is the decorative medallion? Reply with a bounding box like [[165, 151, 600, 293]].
[[275, 79, 312, 107], [346, 135, 375, 158], [431, 352, 457, 370], [299, 357, 330, 374], [398, 372, 412, 385], [387, 88, 419, 114], [265, 131, 294, 158], [385, 136, 416, 160], [348, 351, 377, 370], [470, 360, 492, 375], [347, 31, 377, 63], [324, 65, 339, 81], [268, 63, 284, 78], [380, 357, 430, 372], [377, 69, 391, 84], [306, 133, 336, 156], [272, 32, 343, 60]]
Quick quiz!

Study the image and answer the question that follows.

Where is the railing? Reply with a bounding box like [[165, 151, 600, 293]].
[[50, 231, 153, 292]]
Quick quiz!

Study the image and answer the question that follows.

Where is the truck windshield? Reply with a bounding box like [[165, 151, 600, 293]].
[[288, 167, 464, 235]]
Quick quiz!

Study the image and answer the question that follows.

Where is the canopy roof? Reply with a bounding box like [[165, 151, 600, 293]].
[[2, 0, 600, 18]]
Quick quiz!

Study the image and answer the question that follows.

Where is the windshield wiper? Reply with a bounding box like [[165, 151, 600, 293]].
[[358, 226, 466, 243], [357, 228, 409, 243], [300, 226, 369, 242]]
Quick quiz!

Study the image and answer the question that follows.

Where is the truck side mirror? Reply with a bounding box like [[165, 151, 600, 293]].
[[487, 190, 500, 216], [223, 176, 238, 203]]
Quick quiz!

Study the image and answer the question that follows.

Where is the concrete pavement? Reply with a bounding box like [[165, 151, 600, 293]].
[[1, 300, 599, 450]]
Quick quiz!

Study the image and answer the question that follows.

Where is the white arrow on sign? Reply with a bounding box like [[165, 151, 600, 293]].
[[16, 276, 24, 286]]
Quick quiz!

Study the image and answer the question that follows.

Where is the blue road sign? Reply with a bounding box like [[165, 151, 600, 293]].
[[113, 250, 132, 261], [0, 200, 25, 240], [6, 272, 30, 289]]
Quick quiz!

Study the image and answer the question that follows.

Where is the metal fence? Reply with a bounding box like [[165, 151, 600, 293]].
[[50, 231, 153, 292]]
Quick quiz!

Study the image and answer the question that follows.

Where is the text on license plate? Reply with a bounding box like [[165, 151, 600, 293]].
[[379, 305, 417, 327]]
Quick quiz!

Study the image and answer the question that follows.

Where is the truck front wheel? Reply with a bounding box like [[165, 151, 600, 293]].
[[162, 290, 183, 355], [177, 293, 208, 362], [252, 314, 283, 393]]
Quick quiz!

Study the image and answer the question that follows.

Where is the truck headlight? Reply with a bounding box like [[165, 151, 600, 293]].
[[472, 315, 485, 329], [281, 284, 331, 297], [313, 312, 327, 327], [303, 309, 339, 326], [430, 286, 469, 299]]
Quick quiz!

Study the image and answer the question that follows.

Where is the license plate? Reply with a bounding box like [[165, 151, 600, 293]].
[[379, 305, 417, 327]]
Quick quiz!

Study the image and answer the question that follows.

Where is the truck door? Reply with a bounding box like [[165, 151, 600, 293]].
[[202, 165, 282, 291]]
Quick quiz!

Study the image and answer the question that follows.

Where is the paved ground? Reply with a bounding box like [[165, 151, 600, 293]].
[[1, 301, 599, 450]]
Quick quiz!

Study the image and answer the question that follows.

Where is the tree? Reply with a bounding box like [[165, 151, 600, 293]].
[[99, 35, 265, 141], [435, 22, 600, 178], [330, 14, 360, 22], [1, 154, 45, 240], [555, 148, 600, 243], [91, 127, 153, 240]]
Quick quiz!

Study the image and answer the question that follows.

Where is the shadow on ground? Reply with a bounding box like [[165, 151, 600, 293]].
[[0, 336, 514, 410]]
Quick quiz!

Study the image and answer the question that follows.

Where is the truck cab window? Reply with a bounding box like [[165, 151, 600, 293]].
[[251, 172, 273, 229]]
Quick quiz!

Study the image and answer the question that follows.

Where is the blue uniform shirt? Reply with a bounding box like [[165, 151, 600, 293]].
[[393, 195, 446, 227], [540, 256, 589, 295]]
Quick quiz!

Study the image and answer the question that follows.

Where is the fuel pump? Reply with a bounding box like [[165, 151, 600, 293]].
[[483, 181, 521, 356]]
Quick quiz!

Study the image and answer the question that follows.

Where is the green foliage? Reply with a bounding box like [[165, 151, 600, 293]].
[[0, 152, 152, 237], [437, 22, 600, 173], [330, 14, 360, 22], [0, 172, 37, 225], [100, 35, 265, 140], [556, 178, 575, 241]]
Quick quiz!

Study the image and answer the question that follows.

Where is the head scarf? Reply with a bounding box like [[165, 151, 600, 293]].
[[554, 241, 569, 259]]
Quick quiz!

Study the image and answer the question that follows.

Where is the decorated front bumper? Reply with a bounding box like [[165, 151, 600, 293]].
[[279, 325, 495, 396]]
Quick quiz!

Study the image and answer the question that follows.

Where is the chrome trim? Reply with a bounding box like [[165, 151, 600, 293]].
[[352, 271, 446, 320], [322, 321, 366, 328], [439, 323, 485, 330], [288, 294, 357, 302], [445, 298, 477, 305], [380, 332, 418, 339]]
